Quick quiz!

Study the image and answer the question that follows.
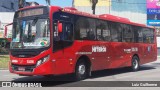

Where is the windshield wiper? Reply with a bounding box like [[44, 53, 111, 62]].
[[32, 17, 38, 26]]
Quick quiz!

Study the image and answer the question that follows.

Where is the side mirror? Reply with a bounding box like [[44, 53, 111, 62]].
[[4, 23, 12, 42], [58, 22, 63, 33]]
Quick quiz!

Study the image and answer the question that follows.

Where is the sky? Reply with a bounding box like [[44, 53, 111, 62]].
[[26, 0, 73, 7]]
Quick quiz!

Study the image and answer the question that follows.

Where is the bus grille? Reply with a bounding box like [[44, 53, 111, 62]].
[[11, 64, 35, 72], [11, 51, 39, 58], [11, 49, 41, 58]]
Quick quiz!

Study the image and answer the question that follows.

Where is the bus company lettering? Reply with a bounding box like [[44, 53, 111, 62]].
[[92, 46, 107, 52]]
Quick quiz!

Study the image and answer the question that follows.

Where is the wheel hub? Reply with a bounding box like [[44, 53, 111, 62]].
[[78, 65, 85, 75], [133, 59, 138, 69]]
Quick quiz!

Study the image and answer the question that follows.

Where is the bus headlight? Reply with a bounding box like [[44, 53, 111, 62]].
[[36, 55, 50, 67]]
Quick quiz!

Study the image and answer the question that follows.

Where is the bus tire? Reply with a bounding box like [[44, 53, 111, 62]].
[[131, 56, 140, 71], [75, 59, 87, 81], [43, 75, 54, 78]]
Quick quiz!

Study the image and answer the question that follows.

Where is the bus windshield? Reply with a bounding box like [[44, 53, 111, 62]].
[[11, 18, 50, 49]]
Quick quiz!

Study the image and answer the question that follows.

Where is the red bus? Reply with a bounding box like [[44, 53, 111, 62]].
[[9, 5, 157, 80]]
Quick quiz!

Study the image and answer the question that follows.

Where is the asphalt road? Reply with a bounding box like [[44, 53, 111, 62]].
[[0, 58, 160, 90]]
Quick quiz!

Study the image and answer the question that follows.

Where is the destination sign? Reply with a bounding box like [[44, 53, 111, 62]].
[[18, 8, 44, 18]]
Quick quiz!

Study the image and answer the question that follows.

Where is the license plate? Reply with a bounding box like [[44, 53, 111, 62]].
[[18, 67, 25, 71]]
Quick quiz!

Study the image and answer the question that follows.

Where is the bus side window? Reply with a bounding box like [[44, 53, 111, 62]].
[[122, 24, 133, 42], [150, 29, 154, 43], [134, 26, 143, 43], [63, 22, 73, 41], [87, 19, 96, 40], [143, 28, 154, 43], [75, 17, 87, 40], [96, 20, 110, 41], [110, 22, 122, 42], [133, 26, 138, 43], [53, 21, 60, 41], [75, 17, 96, 40]]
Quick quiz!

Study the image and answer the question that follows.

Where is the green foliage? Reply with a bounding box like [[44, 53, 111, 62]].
[[0, 55, 9, 69], [0, 38, 9, 53]]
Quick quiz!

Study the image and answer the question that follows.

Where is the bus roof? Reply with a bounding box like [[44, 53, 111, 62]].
[[17, 5, 154, 29], [58, 6, 153, 29]]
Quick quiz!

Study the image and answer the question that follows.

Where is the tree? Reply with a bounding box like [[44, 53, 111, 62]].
[[45, 0, 51, 5], [18, 0, 26, 9], [90, 0, 98, 14]]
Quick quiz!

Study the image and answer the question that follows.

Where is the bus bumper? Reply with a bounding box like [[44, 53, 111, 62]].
[[9, 60, 56, 76]]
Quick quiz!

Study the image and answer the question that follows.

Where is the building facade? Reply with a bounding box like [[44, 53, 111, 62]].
[[0, 0, 18, 12], [73, 0, 146, 24], [0, 0, 18, 38], [73, 0, 160, 48], [0, 13, 14, 38]]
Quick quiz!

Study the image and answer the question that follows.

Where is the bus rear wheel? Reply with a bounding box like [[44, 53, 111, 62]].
[[75, 60, 87, 81], [131, 56, 140, 71]]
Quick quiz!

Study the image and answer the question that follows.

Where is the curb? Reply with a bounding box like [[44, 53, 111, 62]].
[[0, 68, 8, 70], [0, 69, 8, 71]]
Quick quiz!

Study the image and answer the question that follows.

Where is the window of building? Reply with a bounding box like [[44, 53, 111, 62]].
[[117, 0, 123, 3]]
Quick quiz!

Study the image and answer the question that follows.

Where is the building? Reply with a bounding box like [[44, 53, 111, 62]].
[[73, 0, 111, 15], [0, 0, 18, 12], [0, 13, 14, 38], [73, 0, 146, 24], [73, 0, 160, 48], [0, 0, 18, 38]]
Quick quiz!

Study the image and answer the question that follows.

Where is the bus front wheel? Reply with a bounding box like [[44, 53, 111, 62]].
[[131, 56, 140, 71], [75, 60, 87, 81]]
